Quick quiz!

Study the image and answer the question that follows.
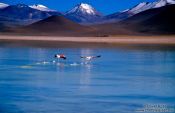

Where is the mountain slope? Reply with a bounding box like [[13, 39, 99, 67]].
[[65, 3, 103, 24]]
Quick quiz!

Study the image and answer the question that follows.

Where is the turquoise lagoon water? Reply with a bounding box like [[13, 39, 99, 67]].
[[0, 46, 175, 113]]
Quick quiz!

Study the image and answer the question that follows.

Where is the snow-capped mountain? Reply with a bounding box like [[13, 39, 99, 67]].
[[65, 3, 103, 23], [0, 3, 9, 9], [66, 3, 99, 15], [128, 0, 175, 14], [153, 0, 175, 8], [105, 0, 175, 23], [0, 0, 174, 26], [29, 4, 56, 12], [0, 4, 61, 20], [121, 4, 175, 34], [0, 4, 61, 27]]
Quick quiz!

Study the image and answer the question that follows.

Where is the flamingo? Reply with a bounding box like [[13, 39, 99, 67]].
[[55, 54, 67, 60], [81, 55, 101, 61]]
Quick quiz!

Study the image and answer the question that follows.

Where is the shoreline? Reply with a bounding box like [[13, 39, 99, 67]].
[[0, 35, 175, 48]]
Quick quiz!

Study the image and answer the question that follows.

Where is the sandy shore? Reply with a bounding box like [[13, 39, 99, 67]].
[[0, 35, 175, 48]]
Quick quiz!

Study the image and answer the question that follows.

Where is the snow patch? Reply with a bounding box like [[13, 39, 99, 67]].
[[30, 4, 55, 12], [129, 2, 149, 14], [0, 3, 9, 9], [79, 3, 95, 14], [67, 3, 96, 15]]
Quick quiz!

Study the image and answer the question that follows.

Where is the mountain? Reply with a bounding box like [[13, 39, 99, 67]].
[[0, 4, 62, 27], [127, 0, 175, 14], [65, 3, 103, 24], [1, 1, 175, 36], [105, 0, 175, 23], [29, 4, 56, 12], [121, 4, 175, 34], [94, 4, 175, 36], [4, 5, 175, 36], [0, 3, 9, 9], [17, 15, 95, 36]]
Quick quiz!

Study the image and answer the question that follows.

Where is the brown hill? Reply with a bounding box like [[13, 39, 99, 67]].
[[16, 15, 96, 36]]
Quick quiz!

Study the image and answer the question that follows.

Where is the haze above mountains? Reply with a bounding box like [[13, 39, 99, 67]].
[[0, 0, 175, 36]]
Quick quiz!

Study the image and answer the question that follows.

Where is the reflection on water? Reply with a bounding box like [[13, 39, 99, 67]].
[[0, 47, 175, 113]]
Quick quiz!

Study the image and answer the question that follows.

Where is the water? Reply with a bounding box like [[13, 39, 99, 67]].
[[0, 46, 175, 113]]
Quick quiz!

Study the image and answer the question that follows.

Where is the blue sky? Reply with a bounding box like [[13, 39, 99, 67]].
[[1, 0, 156, 14]]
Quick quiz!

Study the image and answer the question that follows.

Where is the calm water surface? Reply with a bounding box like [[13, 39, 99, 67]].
[[0, 46, 175, 113]]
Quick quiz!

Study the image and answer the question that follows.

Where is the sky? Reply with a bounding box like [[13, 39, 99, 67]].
[[1, 0, 156, 15]]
